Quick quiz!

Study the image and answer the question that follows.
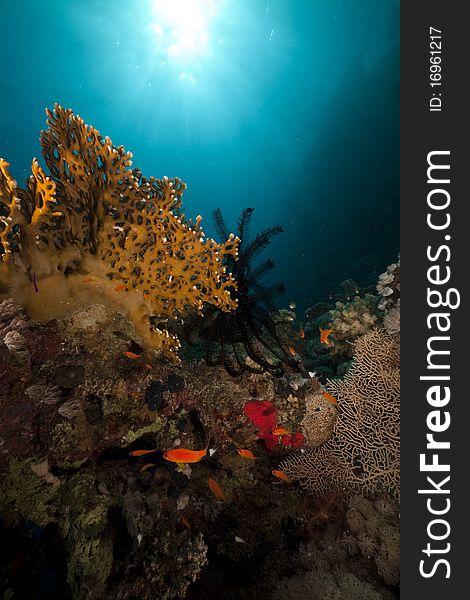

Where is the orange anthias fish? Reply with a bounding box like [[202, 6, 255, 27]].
[[123, 351, 142, 359], [322, 391, 338, 405], [115, 283, 128, 292], [139, 463, 156, 472], [299, 326, 305, 339], [129, 448, 158, 457], [272, 469, 290, 482], [272, 427, 290, 436], [163, 440, 210, 469], [208, 477, 225, 501], [319, 326, 334, 345], [237, 449, 256, 460]]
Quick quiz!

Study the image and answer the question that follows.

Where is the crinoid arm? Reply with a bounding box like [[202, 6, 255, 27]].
[[184, 207, 300, 376]]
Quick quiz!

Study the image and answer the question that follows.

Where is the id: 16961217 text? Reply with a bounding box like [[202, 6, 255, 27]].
[[429, 27, 442, 112]]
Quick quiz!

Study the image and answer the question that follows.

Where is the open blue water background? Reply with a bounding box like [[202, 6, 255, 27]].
[[0, 0, 399, 313]]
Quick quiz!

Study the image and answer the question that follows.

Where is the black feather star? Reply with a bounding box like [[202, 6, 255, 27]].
[[185, 207, 301, 377]]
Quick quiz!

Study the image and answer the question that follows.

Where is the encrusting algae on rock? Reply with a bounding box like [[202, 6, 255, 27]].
[[0, 105, 239, 360]]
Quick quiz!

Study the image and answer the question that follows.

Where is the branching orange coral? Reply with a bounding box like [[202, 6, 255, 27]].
[[0, 105, 239, 359], [279, 329, 400, 498]]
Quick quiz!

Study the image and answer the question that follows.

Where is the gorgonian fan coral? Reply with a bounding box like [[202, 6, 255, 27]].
[[279, 328, 400, 498], [0, 105, 239, 360], [185, 207, 301, 377]]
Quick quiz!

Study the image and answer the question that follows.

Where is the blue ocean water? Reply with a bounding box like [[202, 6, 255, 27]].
[[0, 0, 399, 314]]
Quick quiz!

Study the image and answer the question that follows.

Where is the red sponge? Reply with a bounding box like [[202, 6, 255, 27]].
[[244, 401, 305, 451]]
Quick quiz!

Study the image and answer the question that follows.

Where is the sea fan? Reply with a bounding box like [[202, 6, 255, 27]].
[[185, 208, 301, 377]]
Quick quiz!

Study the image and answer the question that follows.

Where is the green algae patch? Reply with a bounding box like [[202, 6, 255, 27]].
[[75, 502, 109, 537], [0, 457, 59, 526], [57, 470, 114, 530], [60, 471, 97, 507], [124, 416, 166, 444], [67, 535, 113, 600], [56, 469, 115, 595]]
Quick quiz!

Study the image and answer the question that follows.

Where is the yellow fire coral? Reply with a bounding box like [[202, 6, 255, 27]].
[[0, 105, 238, 359]]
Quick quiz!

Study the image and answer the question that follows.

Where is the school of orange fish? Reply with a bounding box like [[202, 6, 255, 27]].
[[129, 325, 338, 502]]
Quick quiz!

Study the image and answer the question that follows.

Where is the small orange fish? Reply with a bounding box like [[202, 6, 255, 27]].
[[287, 346, 296, 356], [82, 277, 95, 284], [319, 326, 334, 345], [208, 477, 225, 501], [123, 351, 142, 359], [115, 283, 128, 292], [129, 448, 158, 457], [322, 391, 338, 405], [163, 440, 210, 468], [237, 449, 256, 460], [139, 463, 156, 472], [272, 427, 290, 436], [272, 469, 290, 482], [299, 326, 305, 339], [143, 293, 152, 301]]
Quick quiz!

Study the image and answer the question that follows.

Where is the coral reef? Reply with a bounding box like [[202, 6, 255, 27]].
[[244, 399, 305, 450], [0, 461, 115, 597], [300, 379, 338, 447], [271, 493, 399, 600], [344, 495, 400, 587], [244, 400, 278, 449], [305, 301, 331, 322], [328, 293, 381, 357], [383, 302, 400, 335], [377, 257, 400, 334], [0, 296, 400, 599], [185, 207, 301, 376], [0, 297, 28, 361], [273, 564, 385, 600], [301, 260, 401, 380], [279, 329, 400, 498], [0, 302, 184, 471], [377, 258, 400, 311], [1, 111, 401, 598], [0, 105, 239, 360], [110, 474, 209, 600], [339, 278, 361, 299]]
